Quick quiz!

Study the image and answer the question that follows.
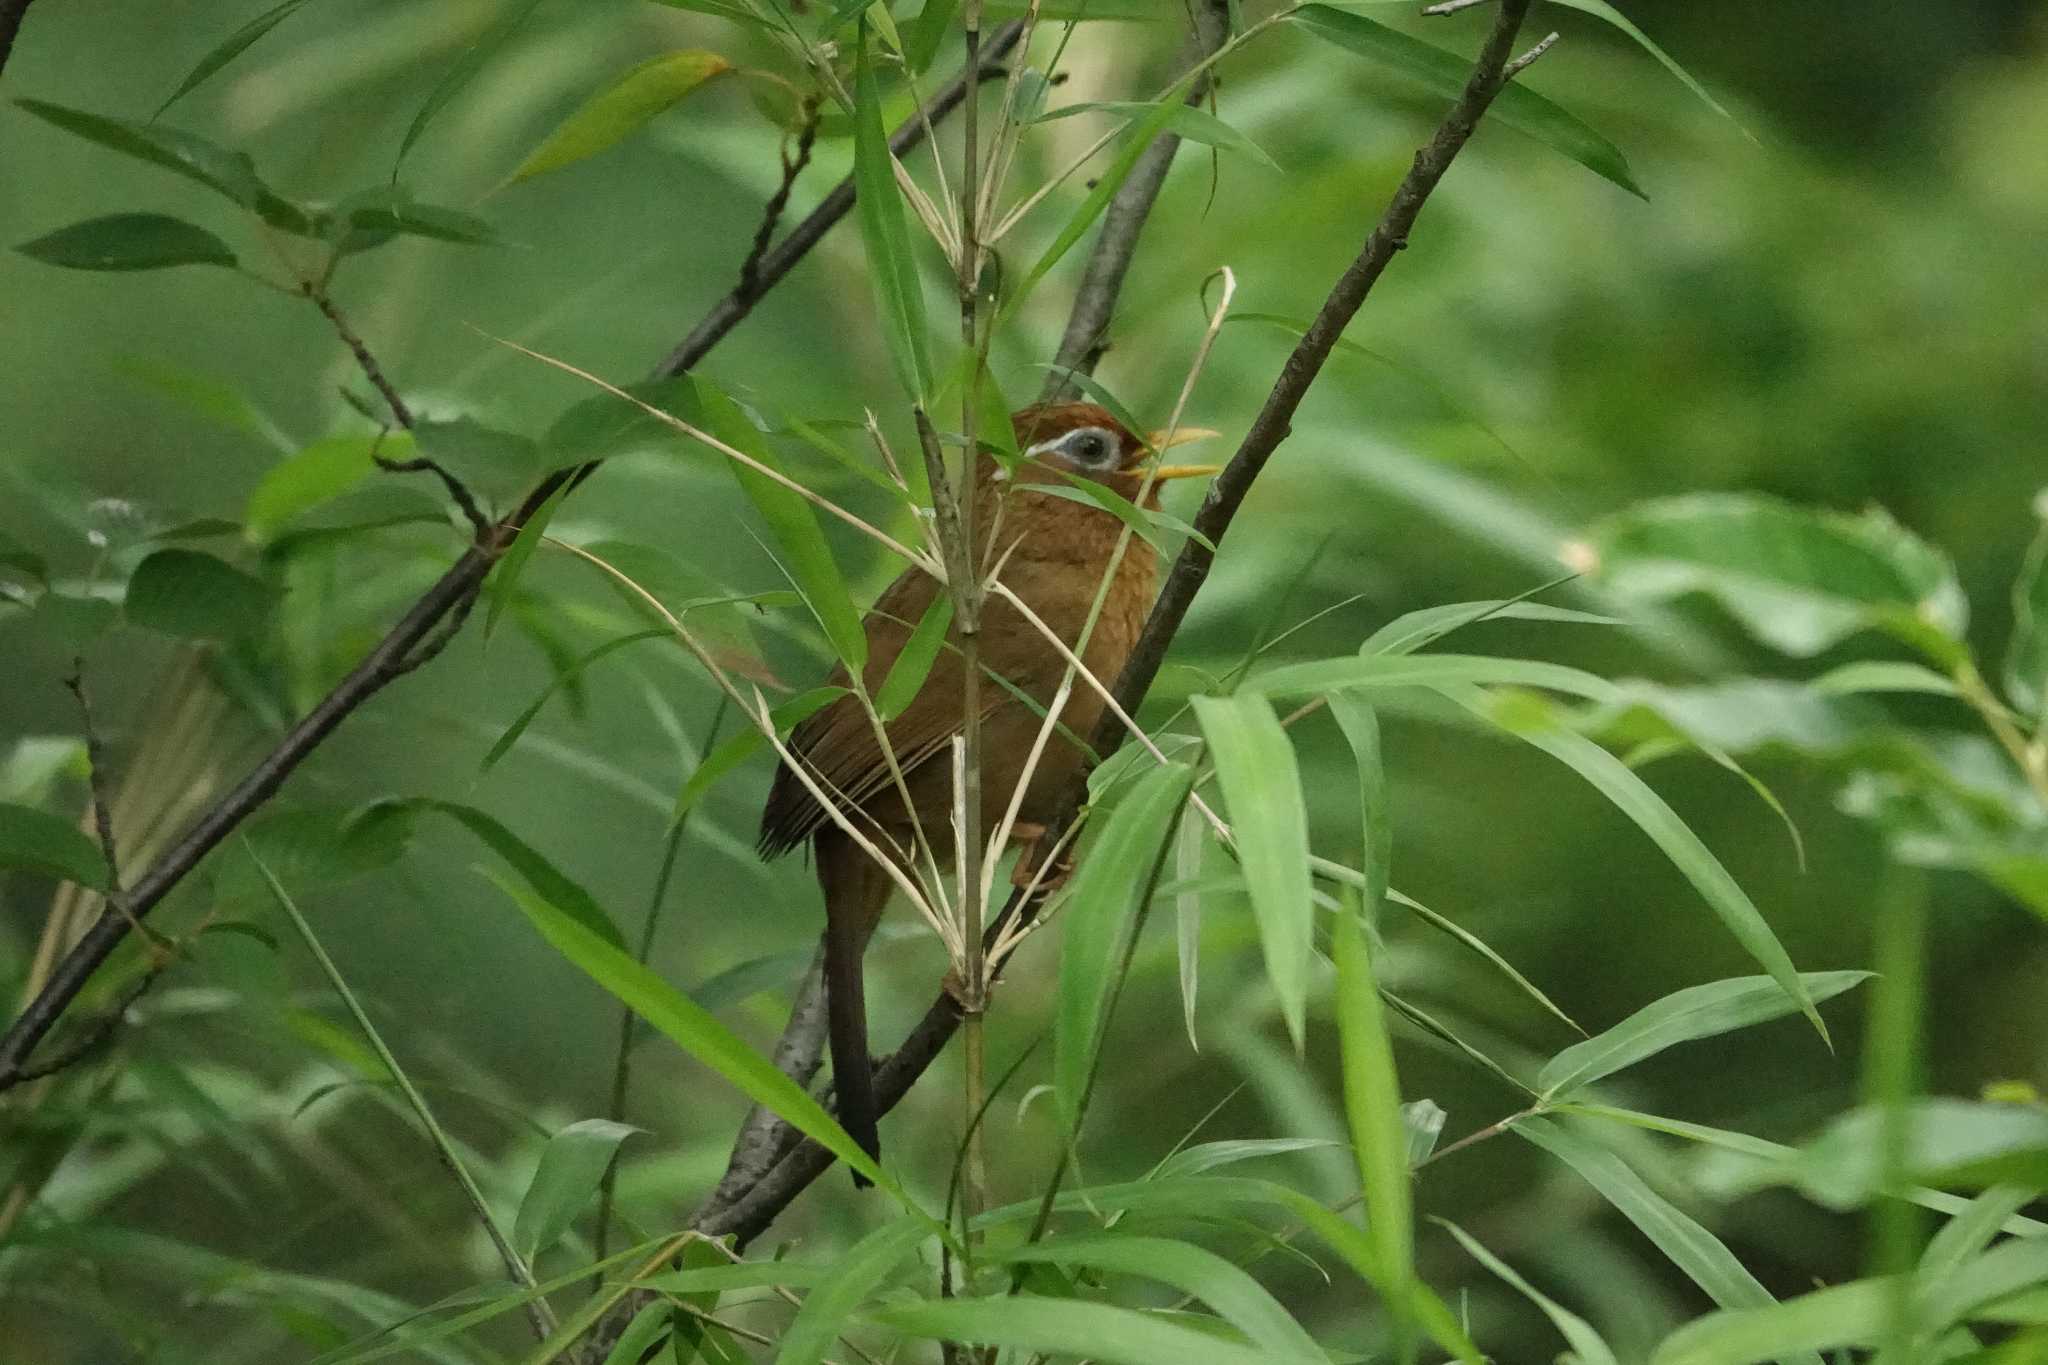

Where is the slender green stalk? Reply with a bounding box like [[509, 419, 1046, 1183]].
[[253, 845, 559, 1341], [595, 696, 728, 1270], [1865, 873, 1929, 1363], [1955, 658, 2048, 810]]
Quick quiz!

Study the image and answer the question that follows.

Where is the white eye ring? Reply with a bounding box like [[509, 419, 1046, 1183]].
[[1027, 425, 1119, 468]]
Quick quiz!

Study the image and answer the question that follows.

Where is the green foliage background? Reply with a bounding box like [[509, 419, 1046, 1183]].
[[3, 0, 2046, 1360]]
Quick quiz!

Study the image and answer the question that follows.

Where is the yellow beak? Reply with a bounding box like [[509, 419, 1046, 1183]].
[[1145, 425, 1222, 480]]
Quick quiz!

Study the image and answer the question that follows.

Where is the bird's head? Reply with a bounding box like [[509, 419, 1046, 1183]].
[[1004, 402, 1220, 506]]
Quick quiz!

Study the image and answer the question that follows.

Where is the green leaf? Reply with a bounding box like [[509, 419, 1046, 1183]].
[[1811, 660, 1962, 698], [1360, 597, 1621, 656], [0, 802, 109, 889], [874, 595, 953, 720], [369, 798, 624, 950], [1444, 683, 1825, 1043], [1251, 651, 1621, 703], [996, 1237, 1323, 1362], [599, 1302, 671, 1365], [1152, 1138, 1343, 1180], [2006, 499, 2048, 720], [397, 0, 548, 170], [324, 188, 499, 249], [483, 630, 669, 772], [1007, 68, 1201, 315], [852, 30, 932, 400], [870, 1296, 1315, 1365], [1794, 1100, 2048, 1210], [508, 50, 733, 183], [1436, 1218, 1619, 1365], [484, 870, 890, 1188], [125, 547, 272, 640], [1586, 493, 1970, 662], [1388, 889, 1583, 1035], [1288, 5, 1645, 198], [1191, 693, 1313, 1050], [1056, 761, 1195, 1131], [544, 376, 699, 465], [1328, 691, 1390, 912], [691, 376, 867, 670], [1922, 1185, 2042, 1280], [1538, 972, 1871, 1101], [486, 482, 567, 639], [245, 433, 413, 543], [17, 214, 236, 271], [14, 97, 266, 206], [1518, 1117, 1826, 1365], [155, 0, 315, 117], [511, 1118, 643, 1259], [1034, 100, 1279, 169], [1648, 1235, 2048, 1365], [775, 1214, 931, 1365], [1540, 0, 1748, 135], [671, 686, 845, 824], [1332, 894, 1414, 1351]]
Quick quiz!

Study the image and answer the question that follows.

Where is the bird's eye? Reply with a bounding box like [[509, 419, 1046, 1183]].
[[1062, 428, 1115, 466]]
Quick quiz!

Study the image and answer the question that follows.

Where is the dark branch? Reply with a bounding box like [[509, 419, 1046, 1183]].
[[64, 662, 120, 894], [0, 17, 1026, 1093], [738, 105, 820, 301], [308, 287, 416, 430], [1040, 0, 1233, 400], [0, 0, 36, 83]]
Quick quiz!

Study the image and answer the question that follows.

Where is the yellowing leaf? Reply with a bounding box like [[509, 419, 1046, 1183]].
[[509, 50, 732, 184]]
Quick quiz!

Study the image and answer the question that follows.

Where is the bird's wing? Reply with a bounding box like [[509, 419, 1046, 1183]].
[[758, 570, 1041, 857]]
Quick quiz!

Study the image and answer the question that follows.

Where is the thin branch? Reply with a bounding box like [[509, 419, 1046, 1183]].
[[1040, 0, 1233, 398], [64, 662, 121, 894], [0, 31, 1018, 1091], [738, 104, 820, 300], [1422, 0, 1494, 15], [307, 286, 415, 429], [0, 0, 36, 82], [1504, 29, 1560, 77]]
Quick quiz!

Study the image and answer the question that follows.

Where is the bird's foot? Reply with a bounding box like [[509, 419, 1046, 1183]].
[[1008, 829, 1074, 897]]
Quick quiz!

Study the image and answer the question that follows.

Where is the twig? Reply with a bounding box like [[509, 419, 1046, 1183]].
[[1421, 0, 1493, 15], [1040, 0, 1233, 398], [63, 662, 121, 894], [0, 0, 36, 82], [0, 28, 1020, 1093], [307, 286, 415, 429], [374, 450, 493, 544], [8, 973, 152, 1084], [255, 847, 559, 1341], [738, 104, 820, 300], [1504, 30, 1560, 77]]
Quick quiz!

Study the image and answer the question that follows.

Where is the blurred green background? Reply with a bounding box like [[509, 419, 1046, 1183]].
[[3, 0, 2047, 1360]]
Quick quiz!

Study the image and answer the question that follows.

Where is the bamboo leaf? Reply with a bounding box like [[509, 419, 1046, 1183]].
[[1007, 68, 1201, 315], [1191, 693, 1313, 1050], [1249, 651, 1621, 703], [1436, 1217, 1619, 1365], [154, 0, 316, 117], [397, 0, 549, 170], [1034, 99, 1279, 169], [1332, 894, 1414, 1354], [0, 802, 109, 889], [997, 1237, 1323, 1363], [508, 50, 733, 183], [484, 870, 891, 1190], [691, 377, 868, 670], [1443, 683, 1825, 1043], [776, 1215, 930, 1365], [2006, 499, 2048, 718], [1518, 1117, 1826, 1365], [17, 214, 237, 271], [1541, 0, 1749, 136], [874, 595, 953, 720], [1289, 5, 1645, 198], [125, 547, 273, 640], [511, 1118, 643, 1259], [245, 432, 415, 544], [1360, 597, 1620, 656], [671, 686, 845, 824], [870, 1295, 1313, 1365], [1327, 691, 1390, 912], [1538, 972, 1871, 1101], [852, 29, 933, 400], [482, 630, 669, 772], [1056, 761, 1195, 1131], [14, 97, 267, 206], [485, 482, 567, 639]]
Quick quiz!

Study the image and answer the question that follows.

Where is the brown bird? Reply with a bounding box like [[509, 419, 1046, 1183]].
[[757, 401, 1218, 1171]]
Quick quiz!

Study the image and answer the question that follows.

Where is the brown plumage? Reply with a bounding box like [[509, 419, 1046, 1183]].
[[757, 401, 1216, 1172]]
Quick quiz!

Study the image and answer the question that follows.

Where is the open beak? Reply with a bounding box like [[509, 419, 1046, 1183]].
[[1145, 425, 1222, 480]]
